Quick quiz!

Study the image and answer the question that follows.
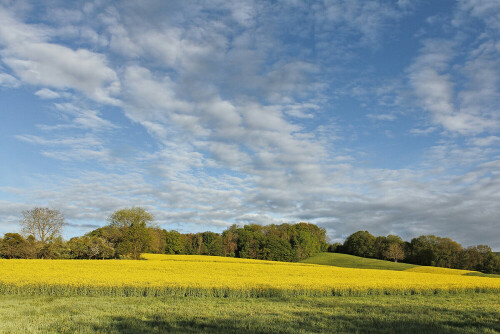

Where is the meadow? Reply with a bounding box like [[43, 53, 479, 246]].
[[1, 294, 499, 333], [301, 252, 420, 270]]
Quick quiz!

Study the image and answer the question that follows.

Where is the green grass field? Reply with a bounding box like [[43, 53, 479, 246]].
[[302, 253, 500, 278], [0, 294, 499, 333], [301, 252, 419, 271], [464, 272, 500, 278]]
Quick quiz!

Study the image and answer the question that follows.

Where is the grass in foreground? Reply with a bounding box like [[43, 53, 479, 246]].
[[0, 294, 498, 333], [1, 254, 500, 297]]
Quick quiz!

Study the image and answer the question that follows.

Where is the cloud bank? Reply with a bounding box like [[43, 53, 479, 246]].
[[0, 1, 499, 249]]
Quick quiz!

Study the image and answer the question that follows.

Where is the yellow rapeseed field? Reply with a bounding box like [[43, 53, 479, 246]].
[[404, 266, 474, 275], [0, 254, 498, 297]]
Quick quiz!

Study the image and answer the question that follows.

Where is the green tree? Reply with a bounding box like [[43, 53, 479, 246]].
[[201, 231, 224, 256], [38, 237, 68, 259], [0, 233, 27, 259], [343, 231, 376, 258], [462, 245, 500, 274], [262, 235, 294, 262], [290, 223, 327, 261], [116, 221, 151, 260], [68, 236, 115, 259], [108, 207, 154, 260], [68, 236, 91, 259], [409, 235, 438, 266], [409, 235, 462, 268], [164, 230, 185, 254], [86, 225, 122, 255], [146, 227, 167, 254], [373, 236, 388, 259], [434, 237, 462, 268], [236, 225, 264, 259], [328, 242, 342, 253]]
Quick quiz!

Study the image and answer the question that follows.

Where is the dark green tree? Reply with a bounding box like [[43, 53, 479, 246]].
[[201, 231, 224, 256], [373, 236, 388, 259], [236, 225, 264, 259], [262, 235, 295, 261], [343, 231, 376, 257], [164, 230, 185, 254], [0, 233, 27, 259], [409, 235, 438, 266], [38, 237, 68, 259], [327, 242, 342, 253]]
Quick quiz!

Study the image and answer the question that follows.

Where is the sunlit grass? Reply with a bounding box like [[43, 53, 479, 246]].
[[301, 252, 418, 271], [302, 252, 500, 278]]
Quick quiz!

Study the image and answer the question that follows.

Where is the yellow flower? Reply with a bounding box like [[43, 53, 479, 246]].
[[0, 254, 498, 297]]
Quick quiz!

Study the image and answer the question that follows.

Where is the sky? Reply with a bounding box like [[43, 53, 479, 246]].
[[0, 0, 499, 250]]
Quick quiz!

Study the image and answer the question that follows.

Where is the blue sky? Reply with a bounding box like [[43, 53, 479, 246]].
[[1, 0, 499, 250]]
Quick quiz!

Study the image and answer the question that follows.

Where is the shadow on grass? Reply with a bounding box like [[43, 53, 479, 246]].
[[80, 303, 499, 334]]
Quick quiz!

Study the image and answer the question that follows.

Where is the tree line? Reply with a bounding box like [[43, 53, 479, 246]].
[[331, 230, 500, 274], [0, 207, 328, 262], [1, 207, 498, 274]]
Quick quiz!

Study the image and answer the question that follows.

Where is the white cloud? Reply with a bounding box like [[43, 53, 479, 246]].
[[467, 136, 500, 147], [408, 39, 500, 135], [283, 103, 318, 119], [0, 71, 19, 87], [457, 0, 500, 31], [313, 0, 409, 45], [53, 103, 117, 131], [0, 7, 120, 104], [15, 133, 119, 164], [15, 134, 101, 147], [35, 88, 60, 99], [123, 66, 193, 123], [1, 1, 500, 251], [410, 127, 437, 135]]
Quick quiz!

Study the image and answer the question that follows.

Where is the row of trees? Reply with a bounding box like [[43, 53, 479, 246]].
[[1, 207, 498, 274], [160, 222, 328, 262], [84, 217, 328, 262], [333, 231, 500, 274], [0, 207, 328, 262]]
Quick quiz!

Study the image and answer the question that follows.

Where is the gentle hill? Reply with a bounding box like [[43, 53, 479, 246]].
[[464, 272, 500, 278], [301, 253, 418, 271], [302, 253, 500, 278]]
